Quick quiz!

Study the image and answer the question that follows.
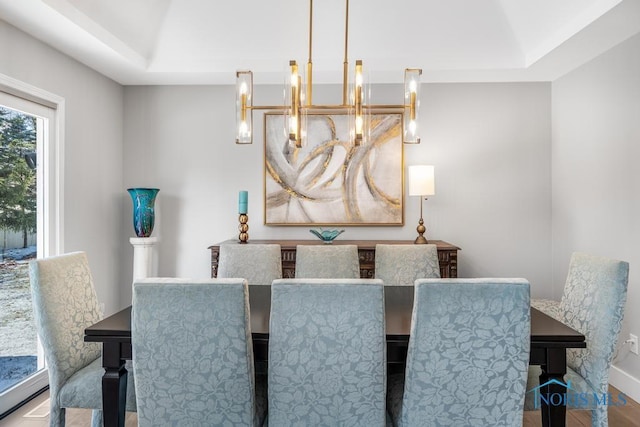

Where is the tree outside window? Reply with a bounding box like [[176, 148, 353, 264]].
[[0, 107, 37, 249]]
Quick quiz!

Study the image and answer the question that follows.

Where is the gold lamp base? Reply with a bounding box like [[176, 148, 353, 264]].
[[414, 218, 428, 244]]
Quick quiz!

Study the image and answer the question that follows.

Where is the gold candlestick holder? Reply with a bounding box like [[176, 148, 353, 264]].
[[238, 214, 249, 243]]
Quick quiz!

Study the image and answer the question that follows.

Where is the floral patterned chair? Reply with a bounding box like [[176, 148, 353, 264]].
[[374, 244, 440, 285], [387, 279, 531, 427], [268, 279, 386, 425], [527, 252, 629, 426], [132, 278, 266, 426], [218, 243, 282, 285], [29, 252, 137, 427], [295, 244, 360, 278]]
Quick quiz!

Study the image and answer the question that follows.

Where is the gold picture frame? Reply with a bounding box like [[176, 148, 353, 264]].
[[264, 111, 404, 225]]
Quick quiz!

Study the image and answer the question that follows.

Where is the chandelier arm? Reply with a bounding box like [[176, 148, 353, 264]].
[[249, 104, 407, 111], [248, 106, 289, 111], [364, 104, 407, 110]]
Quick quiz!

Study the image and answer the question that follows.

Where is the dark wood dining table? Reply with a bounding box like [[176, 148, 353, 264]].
[[85, 285, 585, 427]]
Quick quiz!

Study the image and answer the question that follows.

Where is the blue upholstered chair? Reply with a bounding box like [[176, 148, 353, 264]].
[[387, 279, 531, 427], [268, 278, 386, 425], [218, 243, 282, 285], [132, 278, 266, 427], [29, 252, 136, 427], [295, 244, 360, 278], [527, 252, 629, 426], [375, 244, 440, 285]]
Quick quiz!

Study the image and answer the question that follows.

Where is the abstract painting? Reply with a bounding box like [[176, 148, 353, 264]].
[[264, 112, 403, 225]]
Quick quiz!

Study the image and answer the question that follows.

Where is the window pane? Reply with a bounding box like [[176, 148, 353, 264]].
[[0, 105, 39, 393]]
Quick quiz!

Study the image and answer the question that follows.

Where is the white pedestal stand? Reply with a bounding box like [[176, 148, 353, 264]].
[[130, 237, 159, 283]]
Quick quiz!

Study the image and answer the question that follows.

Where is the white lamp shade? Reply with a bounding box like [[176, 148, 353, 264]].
[[408, 165, 435, 196]]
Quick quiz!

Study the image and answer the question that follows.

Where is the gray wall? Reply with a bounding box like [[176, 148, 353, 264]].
[[0, 20, 125, 314], [551, 33, 640, 379], [121, 82, 552, 304]]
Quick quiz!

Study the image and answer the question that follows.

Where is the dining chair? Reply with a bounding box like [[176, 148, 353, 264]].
[[268, 278, 386, 425], [387, 278, 531, 427], [132, 278, 266, 427], [374, 244, 440, 285], [218, 243, 282, 285], [294, 244, 360, 278], [527, 252, 629, 426], [29, 252, 137, 427]]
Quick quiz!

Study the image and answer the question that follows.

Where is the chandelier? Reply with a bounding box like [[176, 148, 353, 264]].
[[235, 0, 422, 147]]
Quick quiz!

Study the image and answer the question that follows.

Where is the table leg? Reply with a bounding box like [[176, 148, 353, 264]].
[[102, 342, 127, 427], [538, 348, 568, 427]]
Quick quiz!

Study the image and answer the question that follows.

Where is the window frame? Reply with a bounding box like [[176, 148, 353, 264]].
[[0, 73, 65, 415]]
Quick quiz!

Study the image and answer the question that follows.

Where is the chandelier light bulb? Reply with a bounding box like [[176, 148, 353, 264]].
[[239, 121, 248, 135], [355, 116, 363, 133]]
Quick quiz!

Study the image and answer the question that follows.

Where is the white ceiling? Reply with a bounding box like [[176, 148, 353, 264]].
[[0, 0, 639, 85]]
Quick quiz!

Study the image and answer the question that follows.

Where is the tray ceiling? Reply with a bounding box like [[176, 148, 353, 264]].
[[0, 0, 638, 84]]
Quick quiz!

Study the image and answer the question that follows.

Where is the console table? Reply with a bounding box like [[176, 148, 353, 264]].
[[209, 239, 460, 279]]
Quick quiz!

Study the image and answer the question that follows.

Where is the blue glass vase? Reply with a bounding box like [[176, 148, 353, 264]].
[[127, 188, 159, 237]]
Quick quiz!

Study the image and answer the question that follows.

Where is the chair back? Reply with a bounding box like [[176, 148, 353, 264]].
[[399, 279, 530, 426], [218, 243, 282, 285], [295, 244, 360, 278], [375, 244, 440, 285], [268, 278, 386, 425], [29, 252, 102, 394], [132, 278, 261, 426], [560, 252, 629, 393]]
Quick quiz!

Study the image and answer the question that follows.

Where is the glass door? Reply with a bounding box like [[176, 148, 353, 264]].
[[0, 90, 55, 415]]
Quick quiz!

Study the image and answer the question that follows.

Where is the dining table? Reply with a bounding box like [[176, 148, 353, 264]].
[[85, 285, 585, 427]]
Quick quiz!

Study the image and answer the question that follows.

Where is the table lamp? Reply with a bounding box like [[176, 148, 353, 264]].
[[408, 165, 435, 244]]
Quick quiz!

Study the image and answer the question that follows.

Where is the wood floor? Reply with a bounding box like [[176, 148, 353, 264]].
[[2, 385, 639, 426], [0, 391, 137, 427]]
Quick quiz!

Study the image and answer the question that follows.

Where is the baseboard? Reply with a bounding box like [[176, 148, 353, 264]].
[[610, 365, 640, 403]]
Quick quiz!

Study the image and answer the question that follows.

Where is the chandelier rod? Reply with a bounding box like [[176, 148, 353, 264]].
[[307, 0, 313, 105], [342, 0, 350, 105]]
